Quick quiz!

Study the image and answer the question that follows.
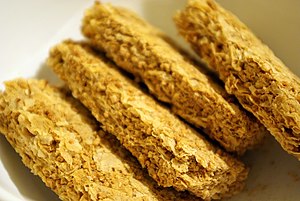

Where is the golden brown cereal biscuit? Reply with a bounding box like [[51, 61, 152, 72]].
[[81, 2, 265, 154], [0, 79, 196, 201], [47, 40, 248, 200], [174, 0, 300, 159]]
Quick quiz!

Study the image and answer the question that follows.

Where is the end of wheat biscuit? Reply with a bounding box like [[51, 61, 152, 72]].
[[81, 2, 265, 154], [47, 40, 249, 200], [0, 78, 196, 201], [174, 0, 300, 159]]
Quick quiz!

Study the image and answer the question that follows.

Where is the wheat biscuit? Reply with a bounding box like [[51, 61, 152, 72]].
[[81, 2, 265, 154], [47, 40, 248, 200], [0, 79, 196, 201], [174, 0, 300, 159]]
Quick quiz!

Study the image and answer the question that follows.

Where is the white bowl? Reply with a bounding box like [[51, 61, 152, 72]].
[[0, 0, 299, 200]]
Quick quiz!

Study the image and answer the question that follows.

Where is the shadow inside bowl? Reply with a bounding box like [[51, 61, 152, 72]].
[[0, 135, 60, 201], [230, 135, 300, 201], [141, 0, 190, 51], [35, 62, 63, 86]]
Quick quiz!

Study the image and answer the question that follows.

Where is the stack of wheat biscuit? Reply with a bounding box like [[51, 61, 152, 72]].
[[0, 0, 298, 200], [81, 2, 265, 155]]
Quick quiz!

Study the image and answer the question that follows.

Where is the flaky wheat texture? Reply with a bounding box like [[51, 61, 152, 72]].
[[47, 40, 248, 200], [174, 0, 300, 159], [81, 2, 265, 154], [0, 79, 197, 201]]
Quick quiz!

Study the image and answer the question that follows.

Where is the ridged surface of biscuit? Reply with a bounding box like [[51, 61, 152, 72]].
[[174, 0, 300, 159], [47, 41, 248, 200], [0, 79, 196, 201], [81, 2, 265, 154]]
